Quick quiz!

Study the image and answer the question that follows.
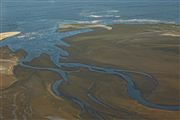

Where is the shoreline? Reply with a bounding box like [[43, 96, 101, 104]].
[[59, 22, 179, 33]]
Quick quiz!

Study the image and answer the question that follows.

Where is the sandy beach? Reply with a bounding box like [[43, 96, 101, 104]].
[[0, 32, 21, 41]]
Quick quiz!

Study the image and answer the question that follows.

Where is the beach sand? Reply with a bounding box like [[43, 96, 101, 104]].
[[0, 32, 21, 41]]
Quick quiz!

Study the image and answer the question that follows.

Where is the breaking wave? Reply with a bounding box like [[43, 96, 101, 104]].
[[114, 19, 175, 24]]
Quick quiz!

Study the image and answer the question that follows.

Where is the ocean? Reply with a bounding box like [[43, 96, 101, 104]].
[[1, 0, 180, 33]]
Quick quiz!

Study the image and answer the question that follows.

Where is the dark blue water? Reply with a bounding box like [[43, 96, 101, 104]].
[[0, 0, 179, 116]]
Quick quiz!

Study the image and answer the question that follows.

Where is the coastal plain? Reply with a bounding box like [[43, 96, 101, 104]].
[[0, 24, 180, 120]]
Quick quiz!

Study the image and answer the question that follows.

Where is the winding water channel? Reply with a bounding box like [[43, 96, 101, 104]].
[[1, 28, 179, 119]]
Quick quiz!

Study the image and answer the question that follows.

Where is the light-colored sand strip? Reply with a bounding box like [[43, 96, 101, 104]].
[[92, 24, 112, 30], [161, 33, 180, 37], [0, 32, 21, 41], [0, 59, 17, 63], [60, 24, 112, 31], [47, 83, 64, 101], [0, 58, 18, 75], [0, 66, 6, 71]]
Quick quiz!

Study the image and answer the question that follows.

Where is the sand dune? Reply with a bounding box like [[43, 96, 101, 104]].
[[0, 32, 21, 41]]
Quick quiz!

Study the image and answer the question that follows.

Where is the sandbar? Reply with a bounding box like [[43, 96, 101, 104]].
[[0, 32, 21, 41]]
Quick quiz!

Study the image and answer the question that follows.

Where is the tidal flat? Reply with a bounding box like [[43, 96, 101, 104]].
[[0, 24, 180, 120]]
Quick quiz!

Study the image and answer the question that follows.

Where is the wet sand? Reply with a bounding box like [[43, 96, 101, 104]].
[[0, 24, 180, 120]]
